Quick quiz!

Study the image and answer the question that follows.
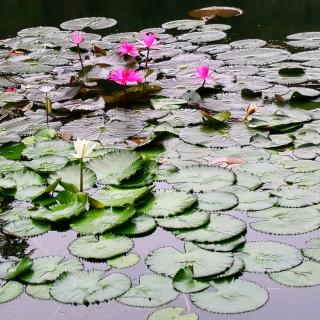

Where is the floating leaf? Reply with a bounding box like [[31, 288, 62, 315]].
[[50, 271, 130, 304], [70, 207, 136, 234], [88, 151, 144, 185], [155, 209, 210, 229], [269, 260, 320, 287], [146, 243, 233, 278], [237, 241, 303, 273], [3, 219, 50, 238], [173, 266, 210, 293], [92, 186, 150, 207], [20, 256, 83, 284], [249, 207, 320, 235], [197, 235, 246, 252], [147, 307, 198, 320], [175, 214, 246, 243], [0, 281, 24, 303], [190, 279, 268, 314], [114, 214, 156, 236], [166, 166, 236, 192], [302, 238, 320, 262], [197, 191, 238, 211], [107, 253, 140, 269], [68, 234, 133, 260], [0, 257, 33, 280], [26, 284, 52, 300], [189, 6, 243, 20], [117, 274, 178, 307], [139, 191, 197, 218], [49, 164, 96, 190], [60, 17, 117, 30]]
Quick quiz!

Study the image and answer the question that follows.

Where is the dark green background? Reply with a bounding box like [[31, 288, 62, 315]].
[[1, 0, 320, 40]]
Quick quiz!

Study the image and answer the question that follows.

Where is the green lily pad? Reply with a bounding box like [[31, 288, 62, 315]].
[[0, 257, 33, 280], [3, 219, 51, 238], [139, 191, 197, 218], [50, 271, 130, 304], [190, 279, 269, 314], [60, 17, 117, 30], [238, 241, 303, 273], [302, 238, 320, 262], [175, 214, 246, 243], [166, 166, 236, 192], [68, 234, 133, 260], [147, 307, 198, 320], [0, 281, 24, 303], [173, 266, 210, 293], [197, 191, 238, 211], [117, 274, 178, 307], [92, 186, 150, 207], [88, 151, 144, 185], [114, 214, 156, 236], [107, 253, 140, 269], [70, 207, 136, 234], [146, 243, 233, 278], [155, 209, 210, 229], [20, 256, 83, 284], [26, 284, 52, 300], [269, 260, 320, 287], [249, 207, 320, 235]]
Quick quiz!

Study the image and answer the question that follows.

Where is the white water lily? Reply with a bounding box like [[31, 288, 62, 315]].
[[72, 139, 97, 159], [40, 85, 55, 93]]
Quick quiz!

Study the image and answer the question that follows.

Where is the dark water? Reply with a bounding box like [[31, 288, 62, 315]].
[[1, 0, 320, 41], [1, 1, 320, 320]]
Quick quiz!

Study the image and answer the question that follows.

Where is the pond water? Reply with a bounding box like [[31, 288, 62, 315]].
[[1, 0, 320, 320]]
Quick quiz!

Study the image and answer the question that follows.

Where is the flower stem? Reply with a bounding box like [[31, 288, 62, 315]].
[[145, 48, 150, 70], [202, 79, 206, 87], [80, 158, 84, 192], [77, 44, 84, 69], [123, 84, 127, 108]]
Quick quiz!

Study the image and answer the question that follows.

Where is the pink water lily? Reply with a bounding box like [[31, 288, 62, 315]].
[[72, 31, 85, 68], [108, 69, 144, 107], [4, 87, 17, 93], [196, 65, 211, 80], [72, 31, 84, 45], [108, 69, 144, 85], [142, 33, 157, 48], [118, 42, 139, 58]]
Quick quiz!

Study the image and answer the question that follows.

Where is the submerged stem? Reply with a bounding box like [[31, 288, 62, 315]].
[[145, 48, 150, 70], [80, 158, 84, 192], [77, 44, 84, 69], [123, 84, 127, 108]]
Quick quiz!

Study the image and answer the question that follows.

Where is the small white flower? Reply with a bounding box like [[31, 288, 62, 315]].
[[72, 139, 97, 159], [40, 85, 55, 93]]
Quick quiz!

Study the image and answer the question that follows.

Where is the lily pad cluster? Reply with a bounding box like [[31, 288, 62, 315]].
[[0, 9, 320, 319]]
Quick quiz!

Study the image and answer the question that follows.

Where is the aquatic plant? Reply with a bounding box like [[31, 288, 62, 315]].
[[72, 31, 85, 68]]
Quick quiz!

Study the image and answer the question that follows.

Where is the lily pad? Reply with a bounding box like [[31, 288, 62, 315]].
[[146, 242, 233, 278], [190, 279, 268, 314], [3, 219, 50, 238], [70, 207, 136, 234], [139, 192, 197, 218], [269, 260, 320, 287], [50, 271, 130, 304], [68, 234, 133, 260], [237, 241, 303, 273], [175, 214, 246, 243], [0, 281, 24, 303], [147, 307, 198, 320], [117, 274, 178, 307], [107, 253, 140, 269], [60, 17, 117, 30], [20, 256, 83, 284]]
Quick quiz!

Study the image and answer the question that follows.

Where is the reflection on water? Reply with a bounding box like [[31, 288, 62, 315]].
[[1, 0, 320, 40]]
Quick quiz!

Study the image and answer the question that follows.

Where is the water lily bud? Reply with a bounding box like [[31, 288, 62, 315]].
[[246, 103, 257, 116]]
